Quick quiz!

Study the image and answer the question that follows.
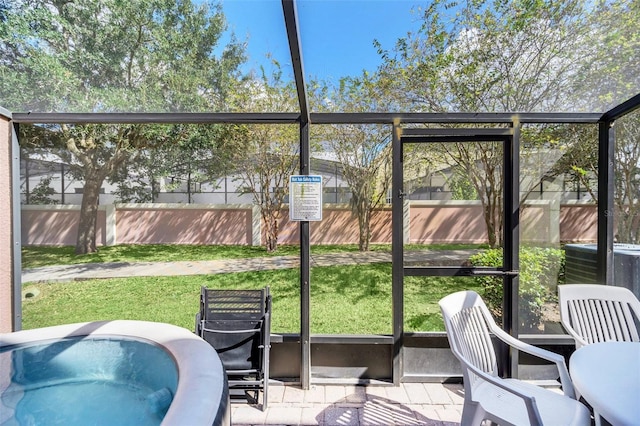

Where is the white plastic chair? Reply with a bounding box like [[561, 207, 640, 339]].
[[558, 284, 640, 349], [439, 290, 590, 426]]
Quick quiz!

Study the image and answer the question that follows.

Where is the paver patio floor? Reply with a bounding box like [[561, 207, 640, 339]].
[[231, 382, 464, 425]]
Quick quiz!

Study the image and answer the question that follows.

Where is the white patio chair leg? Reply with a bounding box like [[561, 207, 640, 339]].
[[460, 402, 486, 426], [594, 410, 604, 426]]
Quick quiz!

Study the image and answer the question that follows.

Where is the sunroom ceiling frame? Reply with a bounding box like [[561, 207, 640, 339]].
[[11, 112, 603, 125], [600, 92, 640, 122]]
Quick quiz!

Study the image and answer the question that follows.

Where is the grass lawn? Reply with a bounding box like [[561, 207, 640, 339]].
[[21, 244, 484, 334]]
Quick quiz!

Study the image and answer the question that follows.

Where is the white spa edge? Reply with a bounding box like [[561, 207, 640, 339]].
[[0, 320, 228, 426]]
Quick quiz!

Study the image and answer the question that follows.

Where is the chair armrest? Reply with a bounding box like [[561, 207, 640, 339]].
[[489, 323, 576, 399], [559, 323, 588, 348], [463, 359, 544, 426]]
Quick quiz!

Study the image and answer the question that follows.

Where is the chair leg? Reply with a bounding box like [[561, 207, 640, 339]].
[[582, 397, 606, 426], [460, 402, 486, 426], [594, 410, 613, 426], [262, 378, 268, 411]]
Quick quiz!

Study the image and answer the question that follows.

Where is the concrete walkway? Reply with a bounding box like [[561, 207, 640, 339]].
[[22, 249, 476, 283]]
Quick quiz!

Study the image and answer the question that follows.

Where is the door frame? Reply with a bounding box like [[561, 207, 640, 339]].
[[391, 125, 521, 383]]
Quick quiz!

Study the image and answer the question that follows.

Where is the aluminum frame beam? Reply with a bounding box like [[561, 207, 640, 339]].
[[282, 0, 310, 124], [600, 93, 640, 122], [11, 112, 301, 124], [12, 112, 602, 125], [282, 0, 312, 390], [310, 112, 601, 125], [596, 92, 640, 285], [597, 121, 615, 285], [391, 124, 404, 386], [401, 128, 514, 136]]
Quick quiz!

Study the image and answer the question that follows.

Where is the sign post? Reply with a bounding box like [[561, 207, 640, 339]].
[[290, 174, 320, 389]]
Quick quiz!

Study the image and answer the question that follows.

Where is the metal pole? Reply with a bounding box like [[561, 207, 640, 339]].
[[597, 121, 615, 285], [24, 157, 30, 204], [502, 122, 521, 378], [61, 164, 65, 204], [299, 121, 311, 389], [391, 123, 404, 385], [281, 0, 312, 389], [334, 164, 338, 203]]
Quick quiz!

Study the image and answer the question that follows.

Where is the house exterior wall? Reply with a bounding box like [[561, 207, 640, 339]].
[[0, 110, 14, 332], [21, 201, 598, 247]]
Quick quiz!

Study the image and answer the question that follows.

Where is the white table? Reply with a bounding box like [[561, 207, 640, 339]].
[[569, 341, 640, 426]]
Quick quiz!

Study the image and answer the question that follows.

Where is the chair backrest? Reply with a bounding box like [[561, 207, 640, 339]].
[[200, 287, 268, 321], [558, 284, 640, 348], [198, 287, 271, 372], [439, 290, 499, 389]]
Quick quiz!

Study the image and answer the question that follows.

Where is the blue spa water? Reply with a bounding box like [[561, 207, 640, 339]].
[[1, 337, 178, 426]]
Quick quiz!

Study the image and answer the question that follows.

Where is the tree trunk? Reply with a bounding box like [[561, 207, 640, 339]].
[[264, 212, 279, 253], [358, 206, 371, 251], [482, 202, 497, 248], [75, 172, 104, 254]]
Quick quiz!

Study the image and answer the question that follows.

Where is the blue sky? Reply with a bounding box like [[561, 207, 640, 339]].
[[220, 0, 424, 81]]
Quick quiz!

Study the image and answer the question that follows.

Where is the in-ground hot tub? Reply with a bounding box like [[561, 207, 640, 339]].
[[0, 320, 230, 426]]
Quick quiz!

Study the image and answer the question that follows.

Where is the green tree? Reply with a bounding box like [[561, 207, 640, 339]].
[[613, 115, 640, 243], [319, 74, 393, 251], [570, 0, 640, 112], [569, 0, 640, 243], [448, 169, 477, 200], [543, 0, 640, 243], [1, 0, 245, 253], [232, 65, 299, 252], [29, 176, 58, 205], [378, 0, 589, 112], [377, 0, 592, 247], [542, 124, 598, 201], [111, 124, 243, 204]]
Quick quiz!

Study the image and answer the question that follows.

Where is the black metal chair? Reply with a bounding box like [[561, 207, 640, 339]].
[[195, 286, 271, 410]]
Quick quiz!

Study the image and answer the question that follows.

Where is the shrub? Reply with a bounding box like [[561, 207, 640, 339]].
[[29, 176, 57, 204], [469, 247, 565, 331]]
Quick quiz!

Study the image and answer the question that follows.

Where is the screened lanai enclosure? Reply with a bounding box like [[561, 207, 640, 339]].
[[2, 0, 640, 388]]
